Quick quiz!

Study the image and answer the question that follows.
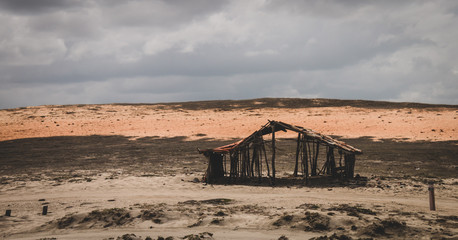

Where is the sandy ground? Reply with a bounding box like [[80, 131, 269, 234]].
[[0, 100, 457, 239], [1, 103, 457, 142], [1, 172, 457, 240]]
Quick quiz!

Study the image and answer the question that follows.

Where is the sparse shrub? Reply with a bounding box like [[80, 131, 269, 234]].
[[57, 215, 75, 229], [273, 214, 294, 226], [303, 211, 330, 231]]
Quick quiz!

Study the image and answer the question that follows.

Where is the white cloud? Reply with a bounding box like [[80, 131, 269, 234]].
[[245, 49, 278, 57], [0, 36, 67, 66], [143, 10, 253, 55]]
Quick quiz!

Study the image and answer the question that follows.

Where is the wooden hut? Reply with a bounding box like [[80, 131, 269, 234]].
[[199, 120, 362, 184]]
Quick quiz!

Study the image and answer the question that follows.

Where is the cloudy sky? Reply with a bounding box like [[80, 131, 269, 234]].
[[0, 0, 457, 109]]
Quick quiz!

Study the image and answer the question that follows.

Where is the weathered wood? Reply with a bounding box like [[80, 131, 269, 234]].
[[257, 145, 262, 179], [223, 154, 227, 176], [250, 143, 256, 177], [42, 205, 48, 215], [338, 150, 343, 167], [294, 133, 301, 176], [261, 137, 270, 177], [306, 140, 312, 176], [344, 154, 355, 178], [241, 148, 246, 178], [302, 135, 309, 184], [229, 151, 238, 179], [271, 125, 276, 183], [204, 152, 225, 183], [429, 184, 436, 211], [253, 137, 262, 178], [329, 147, 336, 176], [315, 142, 320, 175], [200, 120, 360, 184], [246, 147, 251, 177], [310, 141, 319, 176]]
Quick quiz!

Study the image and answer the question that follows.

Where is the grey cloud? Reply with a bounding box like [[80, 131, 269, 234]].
[[0, 0, 84, 14], [28, 11, 100, 39], [0, 0, 457, 109], [98, 0, 230, 28]]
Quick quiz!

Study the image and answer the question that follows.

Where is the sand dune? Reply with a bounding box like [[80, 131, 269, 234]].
[[1, 100, 457, 142]]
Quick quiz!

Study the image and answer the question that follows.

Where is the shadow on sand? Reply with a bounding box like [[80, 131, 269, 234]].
[[207, 175, 368, 188]]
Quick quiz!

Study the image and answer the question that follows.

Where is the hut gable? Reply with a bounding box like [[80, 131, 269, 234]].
[[199, 120, 362, 184]]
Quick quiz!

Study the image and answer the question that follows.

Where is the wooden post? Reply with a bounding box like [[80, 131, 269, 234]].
[[246, 147, 250, 177], [271, 125, 276, 184], [250, 143, 256, 177], [207, 153, 224, 183], [237, 150, 241, 177], [429, 184, 436, 211], [241, 148, 246, 178], [311, 142, 319, 176], [343, 154, 355, 178], [5, 209, 11, 216], [230, 151, 237, 180], [261, 138, 270, 177], [350, 154, 355, 178], [244, 147, 249, 177], [223, 154, 227, 177], [42, 205, 48, 215], [258, 145, 262, 180], [325, 147, 336, 176], [307, 141, 312, 173], [329, 147, 336, 177], [303, 136, 309, 185], [252, 138, 261, 179], [294, 133, 301, 177]]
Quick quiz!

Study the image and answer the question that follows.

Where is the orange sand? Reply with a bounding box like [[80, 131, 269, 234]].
[[1, 104, 456, 142]]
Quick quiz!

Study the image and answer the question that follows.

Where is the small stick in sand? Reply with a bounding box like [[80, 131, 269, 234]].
[[42, 206, 48, 215], [429, 184, 436, 211]]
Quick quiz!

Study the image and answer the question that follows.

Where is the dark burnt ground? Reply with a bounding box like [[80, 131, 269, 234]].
[[0, 136, 231, 180], [103, 98, 455, 111], [267, 137, 458, 179], [340, 137, 458, 179], [0, 135, 456, 181]]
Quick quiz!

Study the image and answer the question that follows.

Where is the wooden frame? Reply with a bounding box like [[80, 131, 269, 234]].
[[200, 120, 362, 184]]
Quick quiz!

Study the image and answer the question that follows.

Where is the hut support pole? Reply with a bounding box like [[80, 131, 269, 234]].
[[262, 137, 270, 177], [344, 154, 355, 179], [271, 125, 276, 184], [223, 154, 227, 177], [329, 147, 336, 176], [303, 136, 309, 184], [294, 133, 301, 177], [258, 146, 262, 180], [247, 147, 251, 177], [311, 142, 319, 176], [250, 144, 256, 177]]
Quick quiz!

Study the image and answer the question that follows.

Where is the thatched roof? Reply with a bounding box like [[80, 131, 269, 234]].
[[200, 120, 362, 155]]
